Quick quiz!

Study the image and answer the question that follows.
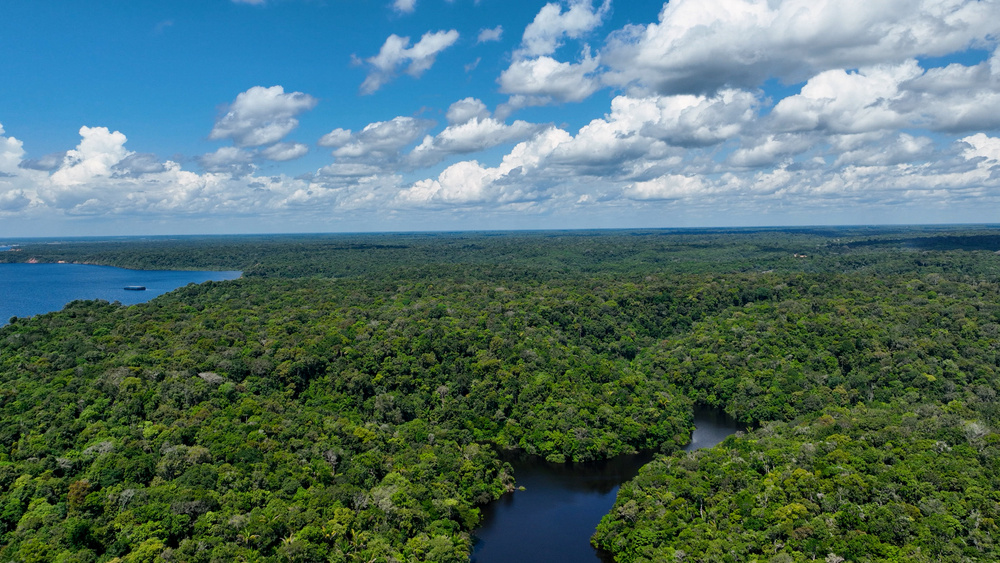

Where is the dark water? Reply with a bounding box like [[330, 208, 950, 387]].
[[0, 263, 241, 326], [471, 407, 742, 563]]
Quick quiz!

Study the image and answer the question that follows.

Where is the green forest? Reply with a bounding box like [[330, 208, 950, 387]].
[[1, 226, 1000, 562]]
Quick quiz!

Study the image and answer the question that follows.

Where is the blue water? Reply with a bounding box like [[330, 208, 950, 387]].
[[0, 263, 241, 325]]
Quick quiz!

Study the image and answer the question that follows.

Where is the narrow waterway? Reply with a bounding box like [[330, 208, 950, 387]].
[[471, 407, 742, 563]]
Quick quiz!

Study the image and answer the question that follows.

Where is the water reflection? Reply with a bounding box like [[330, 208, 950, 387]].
[[471, 407, 742, 563]]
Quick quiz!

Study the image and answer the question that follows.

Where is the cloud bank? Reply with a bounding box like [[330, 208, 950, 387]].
[[3, 0, 1000, 233]]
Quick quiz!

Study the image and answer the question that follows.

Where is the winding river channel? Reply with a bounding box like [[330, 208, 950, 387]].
[[471, 407, 742, 563]]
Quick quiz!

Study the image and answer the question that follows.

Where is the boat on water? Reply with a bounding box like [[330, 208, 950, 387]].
[[123, 285, 146, 291]]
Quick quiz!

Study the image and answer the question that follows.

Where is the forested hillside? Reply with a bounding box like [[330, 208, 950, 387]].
[[2, 227, 1000, 562]]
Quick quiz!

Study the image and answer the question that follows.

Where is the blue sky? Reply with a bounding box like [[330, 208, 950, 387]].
[[1, 0, 999, 236]]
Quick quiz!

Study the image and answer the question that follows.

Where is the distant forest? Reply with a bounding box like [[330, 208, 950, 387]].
[[2, 225, 1000, 562]]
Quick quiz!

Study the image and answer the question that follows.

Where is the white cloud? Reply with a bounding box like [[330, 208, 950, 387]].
[[209, 86, 317, 147], [399, 127, 571, 204], [834, 133, 934, 167], [50, 126, 131, 186], [318, 128, 354, 148], [6, 0, 1000, 232], [393, 0, 416, 14], [407, 116, 542, 167], [331, 116, 433, 161], [360, 30, 460, 94], [403, 89, 770, 206], [769, 54, 1000, 136], [446, 98, 491, 125], [962, 133, 1000, 164], [602, 0, 1000, 95], [633, 89, 759, 147], [896, 49, 1000, 132], [498, 51, 601, 105], [771, 62, 920, 134], [0, 189, 30, 212], [519, 0, 610, 58], [497, 0, 611, 113], [542, 100, 667, 172], [623, 174, 709, 200], [0, 123, 406, 223], [316, 162, 385, 179], [261, 142, 309, 161], [198, 146, 255, 175], [477, 26, 503, 44], [0, 123, 26, 175], [728, 134, 814, 168]]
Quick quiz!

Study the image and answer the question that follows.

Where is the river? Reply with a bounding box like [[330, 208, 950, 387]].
[[0, 263, 241, 326], [471, 407, 742, 563]]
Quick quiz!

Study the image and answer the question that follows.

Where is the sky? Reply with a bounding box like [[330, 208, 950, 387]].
[[1, 0, 999, 236]]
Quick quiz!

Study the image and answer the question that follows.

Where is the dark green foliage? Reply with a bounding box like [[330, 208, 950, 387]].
[[594, 402, 1000, 562], [0, 272, 699, 561], [2, 226, 1000, 562]]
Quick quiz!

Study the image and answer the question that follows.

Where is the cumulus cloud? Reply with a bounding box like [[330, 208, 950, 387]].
[[407, 99, 542, 167], [0, 122, 406, 223], [623, 174, 709, 200], [601, 0, 1000, 95], [5, 0, 1000, 230], [0, 189, 30, 212], [962, 133, 1000, 164], [326, 116, 433, 162], [198, 146, 255, 175], [403, 89, 767, 204], [446, 98, 491, 125], [540, 98, 670, 172], [399, 127, 571, 204], [498, 50, 601, 107], [771, 62, 920, 134], [477, 26, 503, 44], [728, 134, 815, 168], [833, 133, 935, 167], [0, 124, 26, 175], [498, 0, 610, 112], [518, 0, 610, 58], [896, 49, 1000, 132], [318, 128, 353, 148], [770, 54, 1000, 136], [50, 126, 130, 186], [261, 142, 309, 162], [209, 86, 317, 147], [631, 89, 760, 147], [360, 30, 460, 94]]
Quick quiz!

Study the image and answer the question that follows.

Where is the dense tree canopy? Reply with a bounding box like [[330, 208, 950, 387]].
[[1, 226, 1000, 562]]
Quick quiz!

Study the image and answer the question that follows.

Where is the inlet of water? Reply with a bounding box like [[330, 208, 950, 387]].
[[471, 406, 742, 563]]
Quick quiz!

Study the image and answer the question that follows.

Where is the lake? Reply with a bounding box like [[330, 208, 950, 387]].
[[471, 407, 743, 563], [0, 263, 241, 326]]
